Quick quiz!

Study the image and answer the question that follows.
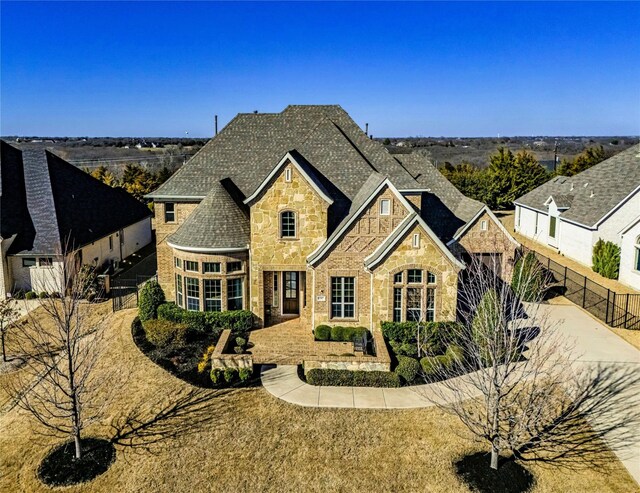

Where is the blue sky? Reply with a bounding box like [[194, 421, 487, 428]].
[[2, 1, 639, 137]]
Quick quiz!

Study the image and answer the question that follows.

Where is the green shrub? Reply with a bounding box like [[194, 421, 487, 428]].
[[143, 319, 189, 348], [394, 356, 421, 384], [235, 337, 246, 348], [138, 280, 166, 322], [446, 344, 464, 362], [306, 369, 401, 388], [330, 326, 345, 341], [238, 367, 252, 382], [38, 291, 49, 299], [223, 368, 236, 383], [25, 291, 37, 300], [592, 239, 621, 280], [381, 321, 417, 344], [12, 290, 25, 300], [314, 325, 331, 341], [511, 252, 545, 302], [420, 355, 449, 376], [157, 303, 252, 336], [389, 340, 418, 358], [210, 368, 222, 385]]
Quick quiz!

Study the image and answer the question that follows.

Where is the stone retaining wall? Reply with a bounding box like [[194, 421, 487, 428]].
[[211, 329, 253, 369], [303, 330, 392, 374]]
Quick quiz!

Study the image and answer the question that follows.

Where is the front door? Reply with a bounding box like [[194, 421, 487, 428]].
[[282, 271, 299, 315]]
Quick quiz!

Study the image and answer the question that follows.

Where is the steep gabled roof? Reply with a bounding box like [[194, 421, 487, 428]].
[[515, 144, 640, 228], [364, 213, 465, 270], [446, 206, 520, 247], [1, 141, 151, 255], [167, 181, 250, 252]]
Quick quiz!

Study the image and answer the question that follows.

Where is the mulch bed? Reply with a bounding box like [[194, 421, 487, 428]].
[[454, 452, 534, 493], [38, 437, 115, 487]]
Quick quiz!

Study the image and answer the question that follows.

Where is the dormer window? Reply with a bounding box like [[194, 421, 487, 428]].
[[284, 168, 292, 182], [380, 199, 391, 216], [280, 211, 296, 238]]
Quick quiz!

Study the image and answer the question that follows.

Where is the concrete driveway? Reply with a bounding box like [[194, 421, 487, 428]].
[[536, 303, 640, 484]]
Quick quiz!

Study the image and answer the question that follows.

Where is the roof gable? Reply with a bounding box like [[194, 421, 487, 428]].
[[364, 213, 465, 271], [446, 206, 520, 247], [243, 151, 334, 206]]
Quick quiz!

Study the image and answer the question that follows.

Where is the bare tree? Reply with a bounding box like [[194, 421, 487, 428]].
[[419, 254, 640, 471], [0, 297, 18, 362], [4, 254, 113, 460]]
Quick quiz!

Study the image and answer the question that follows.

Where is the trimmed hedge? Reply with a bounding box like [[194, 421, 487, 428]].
[[210, 367, 253, 386], [420, 344, 464, 377], [381, 320, 462, 348], [138, 281, 166, 322], [143, 319, 189, 348], [315, 325, 369, 342], [157, 303, 252, 336], [395, 356, 421, 384], [305, 368, 401, 387], [314, 325, 331, 341]]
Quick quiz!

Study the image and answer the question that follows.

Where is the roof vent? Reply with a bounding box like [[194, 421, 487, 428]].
[[590, 190, 594, 198], [570, 183, 574, 191], [583, 182, 589, 188]]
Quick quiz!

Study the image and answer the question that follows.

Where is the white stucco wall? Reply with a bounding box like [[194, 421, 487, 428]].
[[619, 220, 640, 291], [556, 220, 594, 266], [595, 191, 640, 246], [80, 217, 152, 271], [515, 206, 549, 244], [9, 257, 65, 294]]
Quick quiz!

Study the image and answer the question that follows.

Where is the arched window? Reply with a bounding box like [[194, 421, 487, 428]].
[[280, 211, 296, 238], [392, 269, 436, 322]]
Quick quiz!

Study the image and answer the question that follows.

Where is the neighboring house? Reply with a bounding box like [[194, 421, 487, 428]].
[[147, 105, 518, 330], [0, 141, 153, 296], [619, 216, 640, 290], [514, 144, 640, 290]]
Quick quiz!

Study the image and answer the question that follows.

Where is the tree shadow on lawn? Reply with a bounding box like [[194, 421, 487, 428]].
[[455, 452, 534, 493]]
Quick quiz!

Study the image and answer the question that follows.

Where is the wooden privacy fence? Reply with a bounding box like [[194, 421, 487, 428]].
[[522, 248, 640, 330]]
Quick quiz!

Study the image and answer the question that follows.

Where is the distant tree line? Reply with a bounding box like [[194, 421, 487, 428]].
[[440, 145, 608, 210], [87, 163, 173, 205]]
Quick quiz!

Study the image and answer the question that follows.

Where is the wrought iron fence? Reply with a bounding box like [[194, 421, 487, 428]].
[[522, 248, 640, 330], [111, 273, 157, 312]]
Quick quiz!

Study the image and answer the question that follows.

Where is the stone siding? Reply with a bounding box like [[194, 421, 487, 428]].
[[313, 186, 409, 328], [451, 211, 518, 281], [210, 329, 253, 369], [249, 160, 330, 326], [371, 222, 460, 328]]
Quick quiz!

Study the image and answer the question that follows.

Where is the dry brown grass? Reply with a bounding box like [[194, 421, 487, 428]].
[[0, 308, 637, 493]]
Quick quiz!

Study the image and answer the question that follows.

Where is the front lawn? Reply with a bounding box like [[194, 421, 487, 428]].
[[0, 308, 636, 492]]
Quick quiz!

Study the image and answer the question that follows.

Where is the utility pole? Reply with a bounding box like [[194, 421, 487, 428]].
[[554, 140, 558, 172]]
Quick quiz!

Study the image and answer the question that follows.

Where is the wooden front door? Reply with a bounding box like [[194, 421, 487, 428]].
[[282, 271, 299, 315]]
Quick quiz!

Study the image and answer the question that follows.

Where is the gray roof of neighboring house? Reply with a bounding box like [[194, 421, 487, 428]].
[[149, 105, 495, 251], [515, 144, 640, 228], [167, 181, 250, 251], [1, 140, 151, 255]]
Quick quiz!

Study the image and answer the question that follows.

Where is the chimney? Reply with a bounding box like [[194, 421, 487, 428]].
[[365, 123, 369, 135], [215, 115, 218, 136]]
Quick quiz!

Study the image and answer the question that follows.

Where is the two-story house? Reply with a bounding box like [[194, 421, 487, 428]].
[[147, 105, 518, 330]]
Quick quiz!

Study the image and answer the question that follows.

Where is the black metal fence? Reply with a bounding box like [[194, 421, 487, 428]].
[[523, 248, 640, 330], [111, 274, 157, 312]]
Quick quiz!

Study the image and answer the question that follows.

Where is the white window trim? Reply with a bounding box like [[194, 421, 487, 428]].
[[284, 167, 292, 182], [279, 211, 297, 239], [481, 220, 488, 231], [412, 233, 420, 248], [380, 199, 391, 216]]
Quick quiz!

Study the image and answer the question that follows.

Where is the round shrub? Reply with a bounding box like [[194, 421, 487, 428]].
[[223, 368, 236, 383], [38, 291, 49, 299], [25, 291, 37, 300], [314, 325, 331, 341], [138, 281, 166, 322], [395, 356, 421, 384], [238, 367, 253, 382], [330, 326, 345, 341], [143, 319, 188, 348], [446, 344, 464, 363], [210, 368, 222, 385]]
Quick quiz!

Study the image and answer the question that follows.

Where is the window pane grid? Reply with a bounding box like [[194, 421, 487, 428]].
[[227, 278, 243, 310], [393, 287, 402, 322], [203, 262, 221, 273], [185, 277, 199, 311], [280, 211, 296, 238], [408, 269, 423, 283], [331, 277, 355, 319], [227, 261, 242, 273], [185, 260, 198, 272], [204, 279, 221, 312], [176, 274, 183, 307]]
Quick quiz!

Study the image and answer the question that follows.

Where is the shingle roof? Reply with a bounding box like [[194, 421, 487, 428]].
[[167, 181, 250, 251], [1, 141, 152, 255], [515, 144, 640, 227], [149, 105, 502, 252]]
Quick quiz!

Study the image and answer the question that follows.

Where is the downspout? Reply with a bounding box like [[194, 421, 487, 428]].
[[365, 264, 373, 331], [311, 267, 316, 331]]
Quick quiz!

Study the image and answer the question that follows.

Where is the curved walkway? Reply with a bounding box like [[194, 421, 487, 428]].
[[261, 364, 445, 409]]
